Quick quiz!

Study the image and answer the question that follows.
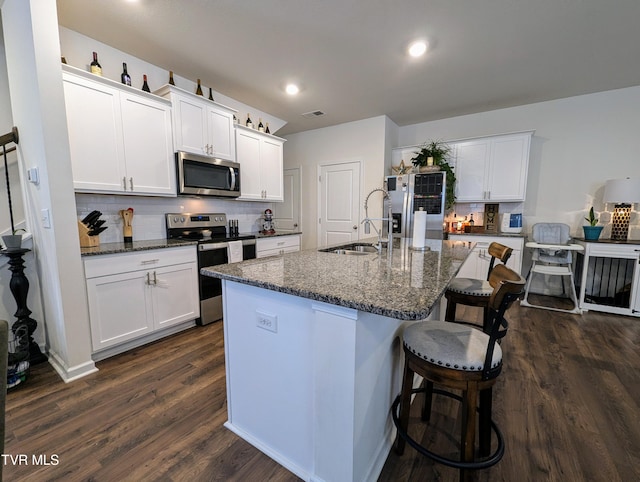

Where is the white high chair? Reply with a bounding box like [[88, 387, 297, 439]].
[[521, 223, 584, 314]]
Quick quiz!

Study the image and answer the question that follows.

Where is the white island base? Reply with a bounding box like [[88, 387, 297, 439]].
[[222, 280, 437, 482]]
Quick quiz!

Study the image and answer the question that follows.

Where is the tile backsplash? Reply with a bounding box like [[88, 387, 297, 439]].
[[76, 194, 272, 244]]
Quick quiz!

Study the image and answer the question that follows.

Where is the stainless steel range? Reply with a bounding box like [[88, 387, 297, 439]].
[[166, 213, 256, 325]]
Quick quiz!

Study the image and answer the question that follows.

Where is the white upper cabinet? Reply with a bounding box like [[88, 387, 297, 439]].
[[235, 125, 284, 201], [453, 131, 533, 202], [155, 85, 236, 161], [62, 65, 175, 196]]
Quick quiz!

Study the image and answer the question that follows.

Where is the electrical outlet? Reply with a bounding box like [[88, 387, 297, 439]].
[[256, 311, 277, 333]]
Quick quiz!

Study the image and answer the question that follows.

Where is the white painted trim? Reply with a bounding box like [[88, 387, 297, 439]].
[[47, 349, 98, 383]]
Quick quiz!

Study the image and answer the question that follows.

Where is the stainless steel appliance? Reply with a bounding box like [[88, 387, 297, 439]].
[[176, 151, 241, 197], [385, 172, 446, 239], [166, 213, 256, 325]]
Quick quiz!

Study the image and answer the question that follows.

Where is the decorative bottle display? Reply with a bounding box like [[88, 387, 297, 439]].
[[141, 74, 150, 92], [61, 56, 67, 64], [257, 118, 264, 132], [469, 214, 474, 226], [246, 113, 253, 128], [265, 122, 270, 134], [233, 114, 238, 125], [196, 79, 203, 96], [90, 51, 102, 76], [121, 62, 131, 86], [208, 87, 214, 101], [169, 71, 175, 86]]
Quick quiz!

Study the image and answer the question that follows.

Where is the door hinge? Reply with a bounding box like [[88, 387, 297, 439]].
[[319, 218, 321, 224], [318, 175, 321, 182]]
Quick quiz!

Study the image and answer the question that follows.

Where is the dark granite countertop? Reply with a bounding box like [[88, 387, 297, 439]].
[[80, 238, 197, 256], [202, 237, 473, 320]]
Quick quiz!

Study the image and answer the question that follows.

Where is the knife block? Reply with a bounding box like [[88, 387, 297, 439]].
[[78, 220, 100, 248]]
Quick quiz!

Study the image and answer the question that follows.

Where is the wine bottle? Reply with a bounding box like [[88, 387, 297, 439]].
[[142, 74, 150, 92], [208, 88, 214, 101], [257, 118, 264, 132], [61, 56, 67, 64], [196, 79, 203, 96], [246, 113, 253, 128], [169, 71, 175, 86], [233, 114, 238, 125], [90, 51, 102, 76], [121, 62, 131, 86], [265, 122, 270, 134]]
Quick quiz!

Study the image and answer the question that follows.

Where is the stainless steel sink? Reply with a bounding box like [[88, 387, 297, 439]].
[[319, 243, 378, 255]]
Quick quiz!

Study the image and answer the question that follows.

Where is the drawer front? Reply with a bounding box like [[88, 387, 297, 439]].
[[256, 235, 301, 253], [256, 245, 299, 259], [448, 234, 523, 252], [84, 246, 197, 279]]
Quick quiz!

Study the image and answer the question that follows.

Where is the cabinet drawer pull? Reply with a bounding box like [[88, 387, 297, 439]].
[[277, 242, 285, 246], [130, 177, 134, 191], [140, 259, 160, 265]]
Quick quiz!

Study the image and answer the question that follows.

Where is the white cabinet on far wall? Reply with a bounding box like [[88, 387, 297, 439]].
[[83, 246, 199, 358], [62, 65, 175, 196], [155, 84, 236, 161], [235, 125, 285, 201], [448, 235, 524, 279], [454, 131, 533, 202]]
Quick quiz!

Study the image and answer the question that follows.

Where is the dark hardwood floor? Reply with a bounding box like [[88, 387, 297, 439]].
[[4, 295, 640, 481]]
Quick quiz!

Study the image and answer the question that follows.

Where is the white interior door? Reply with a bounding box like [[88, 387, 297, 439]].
[[318, 161, 361, 246], [273, 167, 301, 232]]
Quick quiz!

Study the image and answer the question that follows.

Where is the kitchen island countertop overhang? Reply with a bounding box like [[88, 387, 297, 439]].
[[201, 237, 473, 320]]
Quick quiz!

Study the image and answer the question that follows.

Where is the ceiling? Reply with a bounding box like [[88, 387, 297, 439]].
[[56, 0, 640, 136]]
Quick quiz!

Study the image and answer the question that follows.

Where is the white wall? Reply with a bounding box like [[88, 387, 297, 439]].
[[397, 86, 640, 239], [283, 115, 391, 250]]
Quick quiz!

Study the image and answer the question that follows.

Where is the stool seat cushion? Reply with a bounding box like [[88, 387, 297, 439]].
[[446, 278, 493, 297], [403, 321, 502, 372]]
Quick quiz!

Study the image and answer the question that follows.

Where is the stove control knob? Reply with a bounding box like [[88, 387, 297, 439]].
[[173, 216, 180, 223], [180, 217, 185, 223]]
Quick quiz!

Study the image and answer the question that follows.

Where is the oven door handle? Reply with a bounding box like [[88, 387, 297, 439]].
[[229, 167, 237, 191], [199, 242, 229, 251]]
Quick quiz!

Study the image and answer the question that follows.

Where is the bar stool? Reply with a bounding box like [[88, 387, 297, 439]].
[[445, 242, 513, 331], [392, 264, 525, 480]]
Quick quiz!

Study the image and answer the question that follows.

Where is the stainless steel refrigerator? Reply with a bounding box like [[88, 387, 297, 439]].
[[385, 172, 446, 239]]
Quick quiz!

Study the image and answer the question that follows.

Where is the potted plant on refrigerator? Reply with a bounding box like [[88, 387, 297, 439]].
[[583, 207, 603, 241], [411, 140, 457, 210]]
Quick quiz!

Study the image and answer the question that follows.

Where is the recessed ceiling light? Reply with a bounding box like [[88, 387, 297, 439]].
[[285, 83, 300, 95], [408, 40, 428, 58]]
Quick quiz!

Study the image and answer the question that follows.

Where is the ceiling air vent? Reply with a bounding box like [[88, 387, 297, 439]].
[[302, 110, 325, 118]]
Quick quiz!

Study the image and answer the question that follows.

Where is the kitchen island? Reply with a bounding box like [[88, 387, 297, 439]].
[[202, 238, 472, 482]]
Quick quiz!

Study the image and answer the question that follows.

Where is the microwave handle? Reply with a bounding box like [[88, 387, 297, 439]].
[[229, 167, 237, 191]]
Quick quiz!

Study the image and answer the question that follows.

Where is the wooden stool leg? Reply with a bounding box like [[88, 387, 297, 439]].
[[445, 296, 457, 322], [394, 359, 415, 455], [460, 383, 478, 482], [422, 380, 434, 421], [479, 387, 492, 457]]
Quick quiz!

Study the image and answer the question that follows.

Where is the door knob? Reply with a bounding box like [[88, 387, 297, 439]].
[[293, 223, 298, 228], [353, 225, 358, 230]]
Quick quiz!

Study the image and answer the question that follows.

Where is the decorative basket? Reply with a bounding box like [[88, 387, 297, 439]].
[[7, 324, 30, 389]]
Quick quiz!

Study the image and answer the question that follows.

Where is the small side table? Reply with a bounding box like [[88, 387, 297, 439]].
[[1, 248, 47, 365]]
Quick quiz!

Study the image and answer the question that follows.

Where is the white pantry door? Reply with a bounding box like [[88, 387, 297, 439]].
[[273, 167, 301, 231], [318, 161, 361, 246]]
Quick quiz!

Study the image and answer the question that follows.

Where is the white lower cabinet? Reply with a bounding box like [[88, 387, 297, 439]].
[[84, 246, 199, 356], [256, 235, 301, 258], [448, 235, 524, 278]]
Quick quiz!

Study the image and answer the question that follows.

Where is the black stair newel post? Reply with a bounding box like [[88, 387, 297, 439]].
[[3, 248, 47, 365]]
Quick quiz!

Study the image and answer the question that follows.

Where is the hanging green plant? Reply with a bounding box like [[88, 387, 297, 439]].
[[411, 140, 457, 210]]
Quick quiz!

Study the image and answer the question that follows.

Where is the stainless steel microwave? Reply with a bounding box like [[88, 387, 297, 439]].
[[176, 151, 240, 197]]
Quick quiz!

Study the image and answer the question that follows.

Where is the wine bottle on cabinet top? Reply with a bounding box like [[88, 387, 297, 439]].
[[169, 71, 175, 86], [196, 79, 203, 96], [257, 118, 264, 132], [121, 63, 131, 86], [90, 51, 102, 76], [265, 122, 270, 134], [142, 74, 150, 92], [246, 113, 253, 128], [208, 88, 214, 101]]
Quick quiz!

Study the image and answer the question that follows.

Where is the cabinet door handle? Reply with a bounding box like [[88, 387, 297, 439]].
[[146, 272, 151, 285], [123, 177, 127, 190], [130, 177, 134, 191], [153, 271, 158, 285]]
